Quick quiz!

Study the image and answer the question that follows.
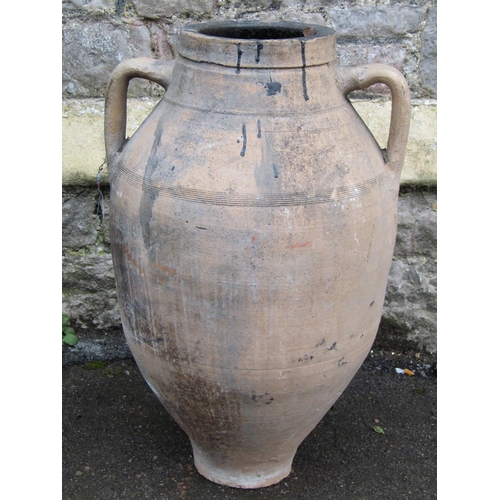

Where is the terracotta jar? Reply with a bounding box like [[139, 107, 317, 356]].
[[105, 21, 410, 489]]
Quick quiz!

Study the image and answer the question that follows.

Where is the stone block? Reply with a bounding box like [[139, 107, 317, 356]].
[[62, 98, 161, 185], [217, 0, 285, 11], [62, 188, 101, 251], [326, 6, 426, 38], [63, 0, 116, 13], [150, 23, 176, 60], [353, 100, 437, 184], [379, 191, 437, 353], [281, 0, 305, 6], [62, 20, 159, 97], [63, 258, 121, 332], [337, 38, 407, 72], [305, 0, 431, 6], [420, 7, 436, 97], [281, 11, 327, 25], [131, 0, 216, 18], [62, 187, 120, 332], [336, 31, 424, 97], [393, 191, 437, 260]]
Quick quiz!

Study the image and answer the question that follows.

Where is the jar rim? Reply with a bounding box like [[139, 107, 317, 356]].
[[184, 20, 335, 41], [179, 21, 336, 69]]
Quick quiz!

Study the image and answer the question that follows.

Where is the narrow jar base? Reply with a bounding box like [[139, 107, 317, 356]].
[[191, 443, 293, 489]]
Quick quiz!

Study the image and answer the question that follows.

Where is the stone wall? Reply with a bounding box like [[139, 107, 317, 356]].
[[63, 0, 436, 100], [62, 0, 437, 358]]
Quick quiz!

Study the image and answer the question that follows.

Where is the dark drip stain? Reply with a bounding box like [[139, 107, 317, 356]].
[[240, 123, 247, 157], [338, 357, 348, 366], [300, 40, 309, 101], [272, 163, 279, 179], [327, 342, 337, 351], [256, 41, 263, 63], [139, 187, 158, 252], [297, 354, 313, 363], [195, 226, 207, 230], [251, 392, 274, 407], [370, 300, 375, 307], [139, 120, 164, 254], [257, 119, 261, 138], [264, 81, 282, 96], [236, 43, 243, 74]]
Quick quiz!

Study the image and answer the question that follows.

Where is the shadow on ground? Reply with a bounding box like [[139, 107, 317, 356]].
[[62, 350, 436, 500]]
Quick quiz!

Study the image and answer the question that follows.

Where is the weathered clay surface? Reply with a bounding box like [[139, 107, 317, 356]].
[[99, 21, 414, 488], [61, 3, 437, 488], [62, 187, 436, 352], [62, 98, 437, 187]]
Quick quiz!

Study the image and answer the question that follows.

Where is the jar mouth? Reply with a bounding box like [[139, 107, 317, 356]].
[[196, 24, 319, 40], [179, 21, 336, 69]]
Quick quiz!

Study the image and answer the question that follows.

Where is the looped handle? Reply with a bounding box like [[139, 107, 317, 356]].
[[336, 64, 411, 176], [104, 57, 175, 160]]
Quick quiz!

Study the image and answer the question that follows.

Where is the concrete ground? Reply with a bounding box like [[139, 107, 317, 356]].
[[62, 348, 436, 499]]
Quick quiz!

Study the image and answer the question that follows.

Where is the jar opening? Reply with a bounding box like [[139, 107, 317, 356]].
[[198, 25, 316, 40], [179, 22, 336, 68]]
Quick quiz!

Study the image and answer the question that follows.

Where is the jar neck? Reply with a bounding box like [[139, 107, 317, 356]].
[[178, 21, 337, 70]]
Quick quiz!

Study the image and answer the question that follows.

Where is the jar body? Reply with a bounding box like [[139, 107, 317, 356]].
[[108, 22, 406, 489]]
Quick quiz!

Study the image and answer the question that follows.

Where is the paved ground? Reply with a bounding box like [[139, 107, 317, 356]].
[[62, 349, 436, 500]]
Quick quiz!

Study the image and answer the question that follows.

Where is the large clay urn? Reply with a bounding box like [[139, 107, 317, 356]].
[[105, 21, 411, 489]]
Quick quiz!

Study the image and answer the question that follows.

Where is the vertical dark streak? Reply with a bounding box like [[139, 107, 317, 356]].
[[273, 163, 279, 179], [139, 120, 163, 254], [256, 41, 263, 63], [300, 40, 309, 101], [257, 119, 262, 138], [236, 43, 243, 74], [240, 123, 247, 157]]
